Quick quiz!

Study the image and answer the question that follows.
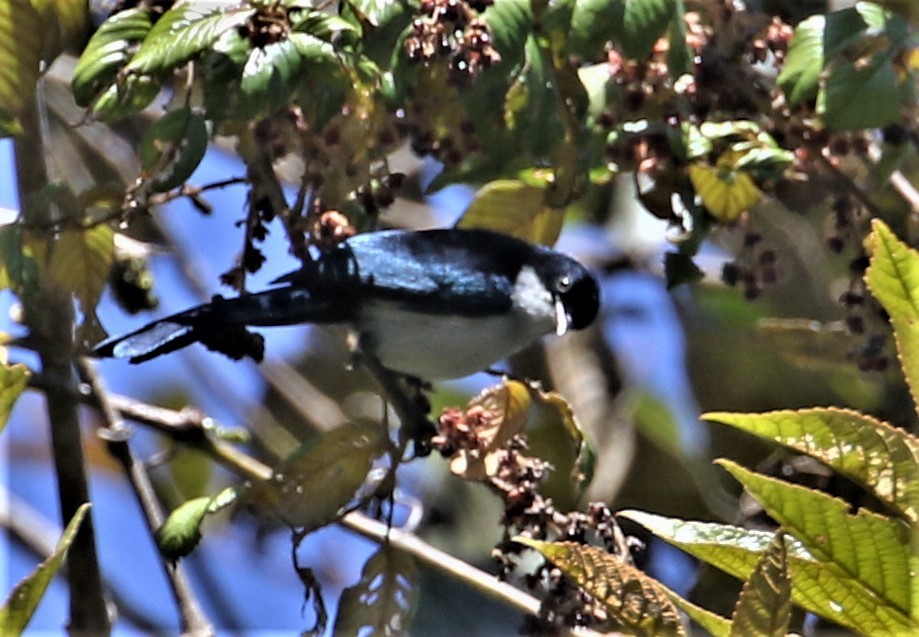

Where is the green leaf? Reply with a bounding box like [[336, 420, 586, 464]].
[[0, 503, 90, 636], [515, 538, 687, 636], [823, 55, 899, 131], [777, 14, 824, 106], [0, 224, 38, 297], [703, 408, 919, 524], [127, 4, 254, 75], [569, 0, 623, 58], [333, 545, 418, 636], [253, 421, 387, 532], [0, 363, 29, 434], [139, 107, 209, 192], [155, 487, 237, 560], [71, 7, 154, 107], [620, 0, 673, 59], [729, 530, 791, 637], [88, 74, 161, 121], [865, 219, 919, 423], [535, 388, 596, 488], [718, 460, 913, 619], [48, 224, 114, 315], [456, 178, 562, 246], [620, 510, 914, 635], [666, 0, 691, 78], [0, 0, 43, 136]]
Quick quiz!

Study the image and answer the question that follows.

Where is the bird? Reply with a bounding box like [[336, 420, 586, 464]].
[[93, 228, 600, 380]]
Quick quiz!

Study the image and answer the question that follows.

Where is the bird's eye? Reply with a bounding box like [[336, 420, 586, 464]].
[[556, 275, 572, 292]]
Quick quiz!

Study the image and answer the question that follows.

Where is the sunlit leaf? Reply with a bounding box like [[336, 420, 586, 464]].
[[703, 408, 919, 524], [620, 510, 914, 634], [729, 530, 791, 637], [0, 362, 29, 434], [139, 107, 209, 192], [49, 224, 114, 315], [778, 14, 824, 106], [457, 178, 563, 246], [127, 4, 254, 75], [71, 7, 154, 107], [155, 487, 238, 560], [865, 219, 919, 422], [688, 161, 761, 222], [333, 545, 417, 636], [719, 460, 912, 618], [0, 0, 42, 136], [0, 503, 90, 636], [516, 538, 687, 636], [448, 380, 532, 480], [255, 421, 387, 532]]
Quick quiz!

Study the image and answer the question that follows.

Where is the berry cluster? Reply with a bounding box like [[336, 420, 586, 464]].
[[721, 231, 777, 301], [404, 0, 500, 87], [433, 405, 632, 633]]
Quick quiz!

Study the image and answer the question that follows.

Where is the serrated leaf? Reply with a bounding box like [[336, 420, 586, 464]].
[[778, 14, 824, 106], [71, 7, 154, 107], [457, 178, 563, 246], [255, 421, 386, 532], [333, 545, 418, 636], [689, 161, 761, 222], [620, 510, 914, 634], [49, 224, 114, 314], [127, 4, 253, 75], [448, 380, 532, 480], [516, 538, 687, 636], [0, 0, 42, 136], [718, 460, 913, 619], [702, 408, 919, 524], [0, 363, 29, 434], [621, 0, 673, 60], [155, 487, 237, 560], [823, 55, 899, 131], [865, 219, 919, 422], [0, 503, 90, 636], [729, 530, 791, 637], [139, 107, 209, 192]]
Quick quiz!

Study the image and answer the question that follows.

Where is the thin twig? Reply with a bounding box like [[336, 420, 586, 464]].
[[76, 359, 215, 636], [32, 375, 546, 619]]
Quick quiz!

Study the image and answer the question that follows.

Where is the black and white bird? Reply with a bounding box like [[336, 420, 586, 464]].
[[94, 228, 600, 380]]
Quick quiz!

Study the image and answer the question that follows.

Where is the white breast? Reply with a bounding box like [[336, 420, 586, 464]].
[[357, 266, 558, 379]]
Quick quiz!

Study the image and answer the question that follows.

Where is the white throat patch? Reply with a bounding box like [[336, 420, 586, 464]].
[[512, 265, 563, 334]]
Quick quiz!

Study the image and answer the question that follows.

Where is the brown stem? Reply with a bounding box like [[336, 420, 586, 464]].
[[14, 85, 111, 636]]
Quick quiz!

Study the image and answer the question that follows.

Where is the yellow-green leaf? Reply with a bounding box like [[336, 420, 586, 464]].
[[30, 0, 88, 63], [0, 362, 29, 434], [703, 408, 919, 524], [515, 538, 687, 637], [0, 503, 90, 636], [0, 0, 42, 136], [155, 487, 237, 560], [718, 459, 913, 619], [449, 379, 532, 480], [534, 388, 595, 487], [688, 162, 761, 222], [620, 510, 913, 635], [49, 224, 114, 314], [729, 530, 791, 637], [255, 421, 387, 532], [456, 178, 563, 246], [333, 545, 418, 636], [864, 219, 919, 420]]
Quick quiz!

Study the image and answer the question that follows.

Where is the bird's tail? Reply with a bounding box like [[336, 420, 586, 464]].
[[93, 286, 345, 364]]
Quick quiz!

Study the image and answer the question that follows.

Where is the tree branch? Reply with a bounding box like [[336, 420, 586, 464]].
[[75, 359, 214, 636]]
